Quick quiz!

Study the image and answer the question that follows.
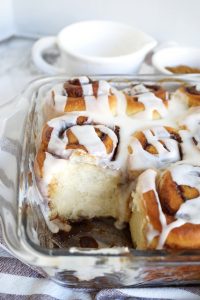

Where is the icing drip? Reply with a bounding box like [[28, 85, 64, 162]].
[[48, 81, 169, 119], [179, 106, 200, 131], [136, 93, 167, 119], [179, 107, 200, 162], [48, 77, 119, 115], [195, 84, 200, 92], [124, 84, 151, 95], [49, 83, 67, 112], [136, 169, 167, 246], [129, 126, 180, 170], [180, 129, 200, 162], [73, 76, 89, 84], [84, 95, 111, 114], [158, 164, 200, 248], [137, 165, 200, 249], [170, 164, 200, 187], [124, 83, 168, 119]]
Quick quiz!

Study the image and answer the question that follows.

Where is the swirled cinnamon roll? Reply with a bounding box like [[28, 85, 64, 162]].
[[34, 114, 131, 231], [44, 77, 118, 120], [178, 84, 200, 107], [130, 164, 200, 249], [124, 83, 169, 119], [128, 126, 182, 175]]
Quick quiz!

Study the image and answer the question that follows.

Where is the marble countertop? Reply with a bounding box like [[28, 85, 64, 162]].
[[0, 37, 42, 105]]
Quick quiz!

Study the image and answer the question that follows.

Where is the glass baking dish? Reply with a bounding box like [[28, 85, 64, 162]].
[[1, 74, 200, 288]]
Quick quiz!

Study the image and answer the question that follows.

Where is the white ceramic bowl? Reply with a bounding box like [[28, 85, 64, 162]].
[[32, 20, 157, 75], [152, 47, 200, 74]]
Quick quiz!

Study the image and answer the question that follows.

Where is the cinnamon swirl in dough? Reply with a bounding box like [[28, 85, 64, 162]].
[[178, 107, 200, 162], [44, 77, 119, 120], [43, 80, 169, 121], [128, 126, 182, 175], [130, 164, 200, 249], [178, 84, 200, 107], [124, 83, 168, 119]]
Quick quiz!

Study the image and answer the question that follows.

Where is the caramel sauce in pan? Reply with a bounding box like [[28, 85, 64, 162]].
[[50, 218, 133, 249]]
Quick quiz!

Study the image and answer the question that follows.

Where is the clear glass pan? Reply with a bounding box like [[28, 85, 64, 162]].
[[1, 74, 200, 287]]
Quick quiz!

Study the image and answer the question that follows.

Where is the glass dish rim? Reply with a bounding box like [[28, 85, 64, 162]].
[[16, 73, 200, 263]]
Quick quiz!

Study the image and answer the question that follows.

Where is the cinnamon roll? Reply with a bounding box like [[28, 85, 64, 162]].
[[34, 114, 131, 231], [130, 164, 200, 249], [128, 126, 182, 175], [124, 83, 168, 119], [178, 84, 200, 107], [44, 76, 118, 120]]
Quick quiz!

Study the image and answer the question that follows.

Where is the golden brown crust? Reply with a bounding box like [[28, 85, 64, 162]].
[[158, 170, 199, 215], [133, 127, 181, 156], [140, 187, 200, 249], [53, 78, 118, 115], [64, 97, 86, 112], [158, 171, 184, 215], [143, 191, 162, 233], [145, 84, 167, 101], [125, 85, 168, 118], [140, 168, 200, 249], [166, 223, 200, 249], [34, 149, 46, 179], [35, 115, 118, 180], [63, 94, 117, 114], [179, 85, 200, 107], [126, 95, 145, 115]]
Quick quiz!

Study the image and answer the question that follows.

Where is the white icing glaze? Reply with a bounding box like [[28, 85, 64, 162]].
[[157, 219, 185, 249], [137, 164, 200, 249], [179, 106, 200, 131], [136, 92, 167, 119], [97, 80, 111, 96], [47, 81, 171, 120], [47, 115, 118, 164], [157, 164, 200, 249], [129, 126, 180, 170], [146, 223, 159, 245], [170, 164, 200, 187], [179, 107, 200, 162], [48, 83, 66, 112], [81, 82, 93, 96], [180, 129, 200, 162], [84, 95, 111, 114], [124, 84, 150, 95], [176, 198, 200, 224], [114, 87, 127, 116], [48, 77, 119, 116], [195, 84, 200, 92], [157, 164, 200, 248], [72, 76, 89, 84], [123, 84, 168, 120]]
